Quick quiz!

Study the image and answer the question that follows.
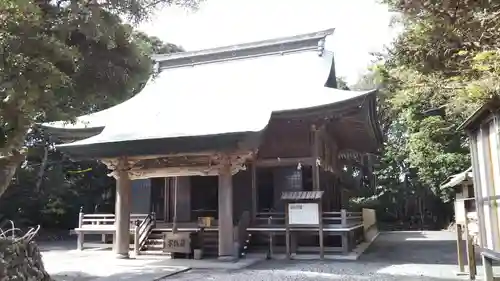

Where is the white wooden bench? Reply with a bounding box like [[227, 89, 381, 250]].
[[72, 212, 148, 250]]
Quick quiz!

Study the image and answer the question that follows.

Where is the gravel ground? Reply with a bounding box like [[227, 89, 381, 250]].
[[164, 231, 472, 281]]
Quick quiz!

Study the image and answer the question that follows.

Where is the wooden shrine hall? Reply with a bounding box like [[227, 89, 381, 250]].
[[42, 28, 383, 260]]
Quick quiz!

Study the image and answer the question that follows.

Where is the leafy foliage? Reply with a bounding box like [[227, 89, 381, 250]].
[[350, 0, 500, 228], [0, 0, 195, 198], [0, 33, 183, 230]]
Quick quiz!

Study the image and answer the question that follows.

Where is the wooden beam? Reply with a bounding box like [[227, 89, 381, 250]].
[[255, 157, 315, 167], [101, 150, 254, 170], [119, 164, 246, 180], [102, 151, 220, 162]]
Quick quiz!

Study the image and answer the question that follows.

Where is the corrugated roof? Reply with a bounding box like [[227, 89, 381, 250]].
[[281, 191, 324, 200]]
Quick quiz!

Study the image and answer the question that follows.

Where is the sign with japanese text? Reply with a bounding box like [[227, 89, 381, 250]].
[[288, 203, 319, 225]]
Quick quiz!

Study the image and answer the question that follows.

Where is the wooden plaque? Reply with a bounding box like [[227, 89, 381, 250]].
[[163, 232, 191, 253], [455, 200, 466, 225]]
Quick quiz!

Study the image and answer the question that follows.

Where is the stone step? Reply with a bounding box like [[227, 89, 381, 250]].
[[139, 250, 170, 256], [143, 244, 164, 250], [145, 239, 164, 244]]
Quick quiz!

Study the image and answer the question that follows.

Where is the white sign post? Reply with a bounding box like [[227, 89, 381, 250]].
[[288, 203, 320, 225], [283, 191, 324, 260]]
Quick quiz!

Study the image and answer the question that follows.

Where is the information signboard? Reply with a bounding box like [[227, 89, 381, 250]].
[[455, 200, 466, 225], [288, 203, 320, 225]]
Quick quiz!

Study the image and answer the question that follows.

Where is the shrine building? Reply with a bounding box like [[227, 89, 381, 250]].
[[42, 28, 382, 259]]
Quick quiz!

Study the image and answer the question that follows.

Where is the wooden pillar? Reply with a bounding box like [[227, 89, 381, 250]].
[[312, 125, 320, 191], [218, 158, 235, 259], [163, 177, 171, 222], [456, 224, 465, 273], [464, 221, 477, 279], [251, 161, 257, 220], [114, 158, 132, 259], [77, 208, 84, 251]]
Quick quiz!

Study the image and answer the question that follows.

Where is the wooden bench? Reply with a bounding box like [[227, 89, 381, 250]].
[[72, 212, 149, 250]]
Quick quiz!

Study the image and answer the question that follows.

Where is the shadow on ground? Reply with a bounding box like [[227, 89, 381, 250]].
[[360, 231, 458, 265], [46, 231, 467, 281], [167, 232, 466, 280], [52, 267, 183, 281], [39, 239, 77, 252], [50, 271, 97, 281]]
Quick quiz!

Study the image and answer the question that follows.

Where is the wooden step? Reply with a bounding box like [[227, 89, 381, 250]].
[[201, 231, 219, 257], [145, 238, 163, 243], [143, 244, 164, 251], [140, 250, 171, 256]]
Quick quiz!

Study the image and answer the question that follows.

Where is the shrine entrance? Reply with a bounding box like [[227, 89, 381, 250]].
[[190, 176, 218, 220]]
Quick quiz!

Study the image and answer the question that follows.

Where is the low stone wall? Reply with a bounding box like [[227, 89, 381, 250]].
[[362, 208, 378, 242], [0, 238, 52, 281]]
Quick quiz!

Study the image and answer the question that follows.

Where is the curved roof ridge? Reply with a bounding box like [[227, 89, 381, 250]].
[[153, 28, 335, 69]]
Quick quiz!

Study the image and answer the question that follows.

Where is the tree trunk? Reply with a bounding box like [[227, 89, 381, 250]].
[[0, 150, 26, 198], [35, 146, 49, 193], [0, 110, 30, 198]]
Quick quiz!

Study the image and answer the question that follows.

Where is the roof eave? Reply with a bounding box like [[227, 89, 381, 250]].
[[38, 124, 104, 143], [458, 96, 500, 132], [440, 167, 473, 189], [366, 89, 384, 149], [54, 130, 265, 160]]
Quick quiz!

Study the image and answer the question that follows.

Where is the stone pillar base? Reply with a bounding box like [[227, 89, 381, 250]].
[[218, 256, 237, 262], [115, 253, 129, 259]]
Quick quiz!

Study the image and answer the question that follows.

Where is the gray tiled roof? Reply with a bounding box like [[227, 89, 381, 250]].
[[281, 191, 324, 200]]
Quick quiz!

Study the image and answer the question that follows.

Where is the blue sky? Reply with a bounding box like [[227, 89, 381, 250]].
[[137, 0, 400, 84]]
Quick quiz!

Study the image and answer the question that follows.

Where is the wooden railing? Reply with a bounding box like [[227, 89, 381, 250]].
[[254, 209, 363, 227], [134, 212, 156, 255], [78, 212, 150, 229], [75, 209, 151, 251]]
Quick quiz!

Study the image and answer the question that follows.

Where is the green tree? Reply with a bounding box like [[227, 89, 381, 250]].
[[336, 77, 350, 90], [0, 31, 183, 229], [0, 0, 199, 198], [351, 0, 500, 228]]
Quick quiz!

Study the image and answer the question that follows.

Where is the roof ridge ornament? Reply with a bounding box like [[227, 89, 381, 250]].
[[317, 38, 325, 57]]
